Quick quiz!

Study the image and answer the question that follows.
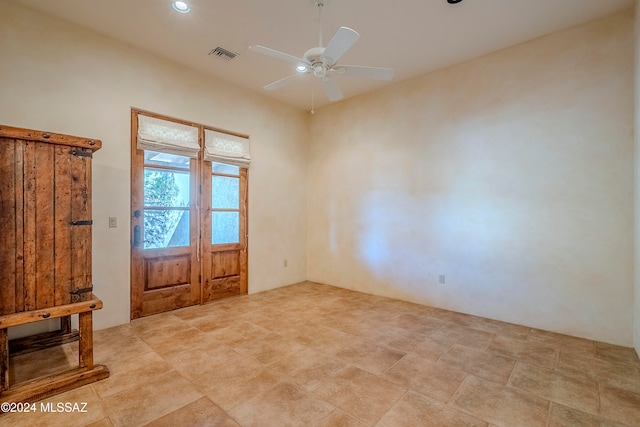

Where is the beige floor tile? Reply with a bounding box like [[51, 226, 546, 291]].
[[429, 309, 481, 325], [383, 331, 452, 362], [315, 410, 368, 427], [488, 335, 558, 369], [438, 344, 516, 384], [291, 324, 356, 355], [101, 371, 203, 427], [431, 324, 496, 350], [93, 333, 153, 366], [378, 390, 488, 427], [92, 351, 172, 398], [508, 362, 599, 414], [185, 312, 239, 333], [462, 317, 531, 340], [207, 321, 274, 347], [269, 348, 349, 392], [129, 313, 191, 340], [547, 403, 626, 427], [9, 282, 639, 427], [10, 344, 77, 384], [86, 418, 115, 427], [526, 329, 596, 357], [385, 313, 447, 334], [140, 327, 219, 357], [228, 382, 335, 427], [599, 385, 640, 426], [383, 353, 467, 403], [452, 376, 550, 427], [557, 352, 640, 394], [320, 312, 367, 332], [337, 318, 402, 342], [201, 365, 283, 411], [312, 366, 406, 425], [235, 308, 283, 326], [143, 397, 240, 426], [165, 344, 263, 384], [333, 338, 406, 375], [595, 342, 640, 367], [0, 384, 106, 427], [170, 303, 215, 321], [232, 332, 306, 364], [203, 295, 264, 315], [268, 346, 336, 372], [259, 314, 314, 339], [93, 324, 133, 343]]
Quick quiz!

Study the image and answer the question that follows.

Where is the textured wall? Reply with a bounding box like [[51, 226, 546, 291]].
[[0, 1, 309, 331], [635, 3, 640, 356], [308, 11, 634, 345], [1, 1, 635, 346]]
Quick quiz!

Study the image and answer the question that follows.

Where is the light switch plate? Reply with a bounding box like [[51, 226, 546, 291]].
[[109, 216, 117, 228]]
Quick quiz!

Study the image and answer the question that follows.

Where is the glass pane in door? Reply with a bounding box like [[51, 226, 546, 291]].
[[212, 211, 239, 244], [212, 175, 239, 209], [143, 152, 191, 249]]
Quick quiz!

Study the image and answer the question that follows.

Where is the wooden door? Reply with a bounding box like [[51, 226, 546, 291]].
[[1, 129, 99, 315], [130, 121, 200, 319], [201, 162, 248, 302]]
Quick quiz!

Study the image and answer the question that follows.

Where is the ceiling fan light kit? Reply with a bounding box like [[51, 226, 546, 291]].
[[249, 0, 394, 108], [171, 1, 190, 13]]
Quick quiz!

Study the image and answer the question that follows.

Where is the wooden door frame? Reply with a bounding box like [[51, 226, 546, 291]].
[[129, 109, 201, 319], [201, 163, 248, 303], [130, 109, 249, 319]]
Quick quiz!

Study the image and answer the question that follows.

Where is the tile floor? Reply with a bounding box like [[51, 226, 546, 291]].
[[3, 281, 640, 426]]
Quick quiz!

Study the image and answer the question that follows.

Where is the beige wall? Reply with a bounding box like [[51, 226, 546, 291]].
[[308, 11, 635, 345], [0, 1, 309, 331], [2, 1, 636, 347], [635, 3, 640, 356]]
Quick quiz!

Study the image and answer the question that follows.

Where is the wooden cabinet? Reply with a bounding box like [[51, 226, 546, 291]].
[[0, 125, 109, 403]]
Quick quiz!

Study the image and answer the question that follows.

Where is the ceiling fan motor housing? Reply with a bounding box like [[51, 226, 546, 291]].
[[303, 47, 330, 78]]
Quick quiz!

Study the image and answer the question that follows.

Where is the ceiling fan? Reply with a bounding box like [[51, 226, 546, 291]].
[[249, 1, 394, 104]]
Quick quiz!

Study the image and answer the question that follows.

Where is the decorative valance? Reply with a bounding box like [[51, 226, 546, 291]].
[[204, 129, 251, 168], [137, 115, 200, 158]]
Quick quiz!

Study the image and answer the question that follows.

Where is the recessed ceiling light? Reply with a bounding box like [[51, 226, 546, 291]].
[[172, 1, 190, 13]]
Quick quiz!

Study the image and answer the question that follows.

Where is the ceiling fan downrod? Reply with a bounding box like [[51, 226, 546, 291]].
[[316, 1, 324, 48]]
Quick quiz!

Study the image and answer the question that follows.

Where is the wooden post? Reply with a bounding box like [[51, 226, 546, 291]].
[[78, 312, 93, 369], [60, 315, 72, 334], [0, 328, 8, 392]]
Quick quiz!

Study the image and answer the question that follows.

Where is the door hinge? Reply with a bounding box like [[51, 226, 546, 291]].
[[70, 286, 93, 295], [71, 149, 93, 158], [70, 220, 93, 226]]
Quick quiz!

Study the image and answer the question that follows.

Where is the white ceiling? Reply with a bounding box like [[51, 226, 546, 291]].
[[11, 0, 635, 110]]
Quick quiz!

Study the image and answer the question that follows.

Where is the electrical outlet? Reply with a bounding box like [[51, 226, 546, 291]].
[[108, 216, 117, 228], [439, 274, 446, 284]]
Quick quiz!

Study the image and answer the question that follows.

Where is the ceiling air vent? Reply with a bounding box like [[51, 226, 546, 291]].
[[209, 47, 238, 61]]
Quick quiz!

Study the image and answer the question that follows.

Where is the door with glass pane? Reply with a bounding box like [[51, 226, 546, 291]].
[[130, 114, 200, 319], [201, 162, 248, 302]]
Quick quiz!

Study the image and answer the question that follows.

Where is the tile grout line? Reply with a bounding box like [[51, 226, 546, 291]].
[[505, 359, 519, 388], [545, 401, 552, 427], [372, 388, 409, 426]]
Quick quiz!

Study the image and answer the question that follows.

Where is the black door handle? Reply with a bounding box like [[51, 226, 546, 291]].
[[134, 225, 142, 246]]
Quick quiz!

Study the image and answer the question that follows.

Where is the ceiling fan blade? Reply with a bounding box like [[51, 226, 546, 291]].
[[249, 45, 307, 66], [263, 74, 300, 91], [321, 27, 360, 66], [323, 79, 343, 102], [338, 65, 395, 81]]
